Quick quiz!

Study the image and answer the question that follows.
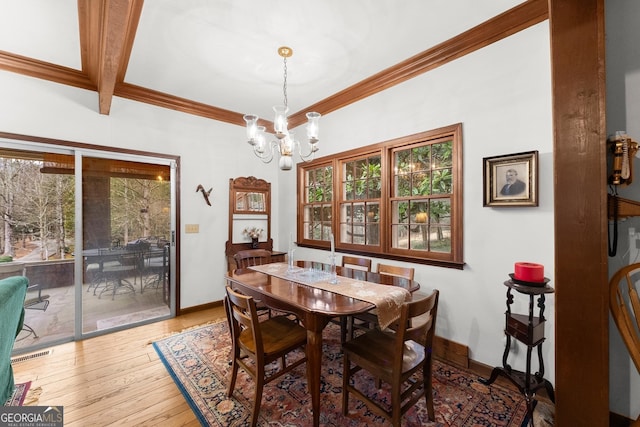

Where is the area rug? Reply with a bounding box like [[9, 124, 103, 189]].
[[153, 321, 528, 426], [3, 381, 31, 406]]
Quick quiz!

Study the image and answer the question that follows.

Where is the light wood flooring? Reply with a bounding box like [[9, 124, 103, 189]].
[[11, 305, 225, 426]]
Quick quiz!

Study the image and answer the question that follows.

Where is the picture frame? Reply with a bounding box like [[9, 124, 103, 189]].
[[483, 151, 538, 207]]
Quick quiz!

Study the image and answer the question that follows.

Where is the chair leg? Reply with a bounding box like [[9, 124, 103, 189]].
[[251, 374, 265, 427], [424, 360, 435, 421], [391, 381, 402, 427], [342, 354, 350, 416], [227, 359, 239, 397], [340, 316, 348, 343], [19, 323, 38, 340]]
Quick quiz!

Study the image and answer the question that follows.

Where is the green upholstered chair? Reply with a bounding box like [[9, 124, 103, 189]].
[[0, 275, 29, 404]]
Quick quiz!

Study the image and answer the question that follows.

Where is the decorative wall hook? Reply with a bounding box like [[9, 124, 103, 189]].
[[196, 184, 212, 206]]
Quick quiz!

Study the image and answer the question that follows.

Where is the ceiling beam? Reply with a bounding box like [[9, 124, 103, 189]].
[[0, 0, 547, 129], [115, 82, 251, 126], [79, 0, 144, 115]]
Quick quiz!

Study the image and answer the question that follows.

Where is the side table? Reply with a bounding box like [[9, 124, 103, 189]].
[[480, 279, 555, 424]]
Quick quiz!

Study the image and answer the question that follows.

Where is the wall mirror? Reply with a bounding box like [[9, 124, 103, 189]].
[[226, 176, 277, 269], [234, 191, 266, 213]]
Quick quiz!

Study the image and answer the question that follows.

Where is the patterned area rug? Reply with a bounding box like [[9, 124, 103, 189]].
[[3, 381, 31, 406], [153, 321, 528, 426]]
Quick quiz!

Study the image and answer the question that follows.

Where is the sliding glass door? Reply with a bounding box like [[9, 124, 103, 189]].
[[0, 139, 176, 353], [80, 155, 173, 334]]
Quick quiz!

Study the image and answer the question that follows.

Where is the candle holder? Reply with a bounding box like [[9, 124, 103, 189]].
[[328, 254, 338, 284], [287, 248, 296, 273]]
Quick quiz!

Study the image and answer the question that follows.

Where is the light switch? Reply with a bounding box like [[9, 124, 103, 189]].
[[185, 224, 199, 233]]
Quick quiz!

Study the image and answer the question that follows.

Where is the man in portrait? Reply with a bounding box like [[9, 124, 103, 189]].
[[500, 168, 526, 196]]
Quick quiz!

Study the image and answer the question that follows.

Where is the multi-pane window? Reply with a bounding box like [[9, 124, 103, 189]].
[[302, 163, 333, 241], [297, 124, 462, 268], [391, 140, 452, 253], [340, 155, 381, 246]]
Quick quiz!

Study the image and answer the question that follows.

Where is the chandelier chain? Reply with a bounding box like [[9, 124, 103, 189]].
[[282, 56, 288, 108]]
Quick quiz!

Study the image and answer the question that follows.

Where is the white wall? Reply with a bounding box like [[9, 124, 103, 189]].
[[0, 21, 555, 384], [0, 70, 280, 309], [283, 22, 555, 379], [606, 0, 640, 420]]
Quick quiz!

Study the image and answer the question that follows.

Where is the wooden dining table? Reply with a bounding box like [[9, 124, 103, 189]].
[[224, 260, 420, 427]]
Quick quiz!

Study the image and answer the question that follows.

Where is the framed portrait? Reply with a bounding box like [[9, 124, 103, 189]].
[[483, 151, 538, 207]]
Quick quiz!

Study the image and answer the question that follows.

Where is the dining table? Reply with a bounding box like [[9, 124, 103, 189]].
[[224, 260, 420, 427]]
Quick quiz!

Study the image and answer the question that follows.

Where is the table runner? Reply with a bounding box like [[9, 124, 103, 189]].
[[249, 262, 410, 329]]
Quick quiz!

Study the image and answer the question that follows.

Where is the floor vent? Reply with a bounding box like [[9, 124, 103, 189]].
[[11, 349, 52, 364]]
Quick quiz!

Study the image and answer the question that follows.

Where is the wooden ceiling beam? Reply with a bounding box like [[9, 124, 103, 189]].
[[79, 0, 143, 115], [0, 0, 547, 129], [115, 82, 255, 126]]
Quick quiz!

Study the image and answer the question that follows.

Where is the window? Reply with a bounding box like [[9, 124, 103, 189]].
[[340, 154, 381, 247], [301, 163, 333, 241], [297, 124, 462, 268]]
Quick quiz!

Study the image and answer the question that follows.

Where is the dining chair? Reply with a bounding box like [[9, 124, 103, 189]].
[[333, 256, 373, 342], [21, 284, 50, 340], [341, 255, 372, 272], [342, 289, 439, 426], [141, 245, 169, 296], [347, 263, 416, 339], [234, 249, 274, 317], [224, 286, 308, 427], [234, 249, 272, 268], [610, 263, 640, 427], [376, 263, 415, 280], [99, 252, 140, 300]]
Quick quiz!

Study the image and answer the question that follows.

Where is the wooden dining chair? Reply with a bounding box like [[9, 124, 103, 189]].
[[224, 286, 308, 427], [347, 263, 416, 339], [342, 289, 439, 426], [610, 263, 640, 427], [376, 263, 415, 280], [333, 256, 373, 341], [234, 249, 274, 317], [341, 255, 372, 272], [234, 249, 272, 268]]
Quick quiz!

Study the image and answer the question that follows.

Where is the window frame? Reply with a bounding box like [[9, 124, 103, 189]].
[[296, 123, 463, 269]]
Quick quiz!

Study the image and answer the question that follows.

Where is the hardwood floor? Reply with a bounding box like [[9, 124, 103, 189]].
[[11, 306, 226, 426]]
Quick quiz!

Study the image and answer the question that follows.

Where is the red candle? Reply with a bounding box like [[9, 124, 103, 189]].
[[514, 262, 544, 282]]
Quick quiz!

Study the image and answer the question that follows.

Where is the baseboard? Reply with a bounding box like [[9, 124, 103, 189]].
[[178, 300, 223, 315], [433, 335, 469, 368], [610, 411, 635, 427], [433, 335, 544, 398]]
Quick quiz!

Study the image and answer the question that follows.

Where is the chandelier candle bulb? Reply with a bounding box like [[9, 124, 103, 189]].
[[273, 105, 288, 137], [243, 115, 259, 144], [306, 112, 321, 143]]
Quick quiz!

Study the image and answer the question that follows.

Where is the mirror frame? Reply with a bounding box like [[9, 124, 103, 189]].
[[226, 176, 272, 262]]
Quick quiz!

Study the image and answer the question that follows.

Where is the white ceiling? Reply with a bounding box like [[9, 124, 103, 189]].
[[0, 0, 525, 121]]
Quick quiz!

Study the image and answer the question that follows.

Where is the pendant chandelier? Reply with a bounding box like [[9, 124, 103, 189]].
[[243, 46, 321, 170]]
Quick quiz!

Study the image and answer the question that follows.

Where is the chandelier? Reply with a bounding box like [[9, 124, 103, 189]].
[[243, 46, 321, 170]]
